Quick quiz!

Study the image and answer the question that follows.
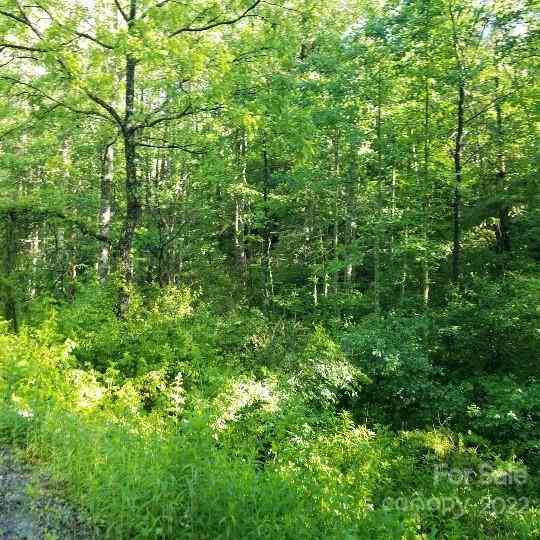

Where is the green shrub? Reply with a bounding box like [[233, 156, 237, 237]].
[[289, 326, 370, 409], [463, 375, 540, 464], [433, 275, 540, 377], [0, 321, 75, 441], [341, 315, 440, 426], [55, 285, 207, 378]]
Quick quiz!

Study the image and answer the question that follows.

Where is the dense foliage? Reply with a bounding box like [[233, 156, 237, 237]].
[[0, 0, 538, 538]]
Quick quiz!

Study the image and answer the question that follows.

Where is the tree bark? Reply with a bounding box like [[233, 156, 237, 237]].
[[333, 131, 340, 295], [98, 141, 114, 283], [422, 75, 431, 307], [234, 129, 247, 280], [262, 148, 274, 306], [374, 70, 384, 315], [117, 34, 140, 314], [3, 212, 18, 332], [494, 76, 510, 253], [344, 157, 356, 291], [449, 1, 465, 286], [452, 80, 465, 285]]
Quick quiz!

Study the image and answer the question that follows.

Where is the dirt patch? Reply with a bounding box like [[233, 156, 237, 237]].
[[0, 449, 94, 539]]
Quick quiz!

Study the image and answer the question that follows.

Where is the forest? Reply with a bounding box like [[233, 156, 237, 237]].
[[0, 0, 538, 538]]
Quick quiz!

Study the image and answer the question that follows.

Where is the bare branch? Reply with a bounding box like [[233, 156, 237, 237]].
[[0, 75, 60, 102], [463, 89, 516, 126], [0, 57, 16, 69], [113, 0, 129, 22], [136, 141, 206, 154], [261, 1, 295, 12], [0, 75, 115, 125], [139, 103, 222, 130], [169, 0, 261, 37], [0, 42, 49, 52], [15, 1, 43, 35], [84, 90, 124, 127], [135, 102, 193, 130], [70, 29, 114, 50], [21, 3, 115, 49], [0, 8, 39, 35], [154, 0, 175, 8], [50, 210, 112, 243]]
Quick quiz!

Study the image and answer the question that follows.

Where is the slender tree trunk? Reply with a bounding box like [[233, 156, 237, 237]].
[[61, 140, 78, 298], [3, 212, 18, 332], [333, 131, 340, 294], [180, 166, 189, 280], [262, 148, 274, 306], [320, 228, 328, 298], [98, 141, 114, 283], [234, 130, 247, 280], [344, 158, 355, 291], [29, 224, 40, 299], [118, 129, 140, 311], [449, 2, 465, 286], [400, 231, 408, 306], [494, 76, 510, 253], [422, 75, 431, 307], [374, 70, 384, 315], [155, 156, 169, 286], [452, 80, 465, 285], [234, 200, 247, 276], [390, 167, 396, 258]]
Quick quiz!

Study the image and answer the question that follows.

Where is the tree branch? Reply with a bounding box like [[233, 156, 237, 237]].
[[139, 0, 175, 20], [113, 0, 129, 22], [70, 29, 114, 50], [0, 75, 116, 126], [136, 141, 206, 154], [0, 206, 111, 243], [169, 0, 261, 37], [19, 3, 115, 50], [51, 210, 112, 243], [0, 42, 49, 52], [0, 8, 22, 24], [135, 102, 193, 130], [142, 103, 223, 130], [463, 89, 516, 126], [84, 90, 124, 127]]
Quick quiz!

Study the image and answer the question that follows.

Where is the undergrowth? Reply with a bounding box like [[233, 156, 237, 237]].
[[1, 283, 539, 539]]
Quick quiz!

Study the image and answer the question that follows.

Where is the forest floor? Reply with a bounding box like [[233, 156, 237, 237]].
[[0, 448, 93, 540]]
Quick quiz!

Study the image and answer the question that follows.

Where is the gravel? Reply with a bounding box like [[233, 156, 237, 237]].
[[0, 449, 94, 540]]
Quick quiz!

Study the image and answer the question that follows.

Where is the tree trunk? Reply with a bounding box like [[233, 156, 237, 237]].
[[262, 148, 274, 306], [452, 81, 465, 285], [494, 76, 510, 253], [449, 3, 465, 286], [374, 70, 384, 315], [117, 50, 140, 315], [98, 141, 114, 283], [422, 75, 431, 307], [234, 130, 247, 280], [29, 224, 40, 299], [333, 131, 340, 294], [344, 158, 356, 292], [3, 212, 18, 332]]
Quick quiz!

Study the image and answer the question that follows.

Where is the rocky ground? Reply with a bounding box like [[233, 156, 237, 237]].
[[0, 449, 94, 539]]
